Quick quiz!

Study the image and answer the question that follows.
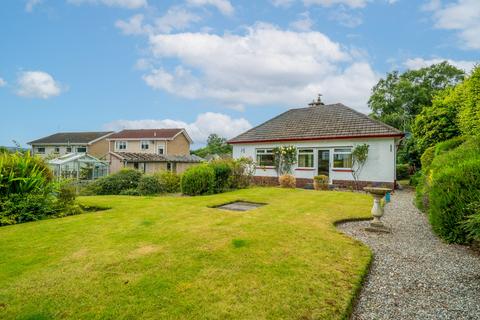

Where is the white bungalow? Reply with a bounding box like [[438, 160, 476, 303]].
[[228, 99, 404, 189]]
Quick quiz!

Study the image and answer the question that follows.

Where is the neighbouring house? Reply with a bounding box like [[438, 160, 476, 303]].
[[107, 128, 203, 174], [228, 100, 404, 189], [48, 153, 109, 181], [28, 131, 114, 159]]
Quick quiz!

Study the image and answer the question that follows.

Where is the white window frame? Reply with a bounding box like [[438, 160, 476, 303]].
[[115, 141, 127, 151], [297, 148, 314, 168], [36, 147, 45, 154], [158, 146, 164, 155], [332, 148, 353, 169], [256, 148, 275, 167], [66, 147, 72, 153], [141, 140, 149, 150], [54, 147, 60, 153]]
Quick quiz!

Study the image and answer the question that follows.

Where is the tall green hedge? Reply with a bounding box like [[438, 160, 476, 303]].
[[180, 165, 215, 196], [423, 137, 480, 243]]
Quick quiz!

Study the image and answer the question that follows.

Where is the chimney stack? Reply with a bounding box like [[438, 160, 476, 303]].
[[308, 94, 324, 107]]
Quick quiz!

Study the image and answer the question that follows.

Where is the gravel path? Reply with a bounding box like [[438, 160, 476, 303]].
[[338, 189, 480, 320]]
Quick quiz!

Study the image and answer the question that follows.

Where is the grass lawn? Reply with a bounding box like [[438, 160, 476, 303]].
[[0, 187, 372, 320]]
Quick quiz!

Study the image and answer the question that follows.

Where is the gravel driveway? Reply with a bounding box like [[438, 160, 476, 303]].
[[338, 189, 480, 320]]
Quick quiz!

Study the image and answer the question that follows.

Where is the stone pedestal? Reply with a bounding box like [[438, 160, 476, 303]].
[[364, 187, 391, 233]]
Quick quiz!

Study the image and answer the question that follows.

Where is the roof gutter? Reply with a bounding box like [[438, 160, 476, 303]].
[[228, 133, 405, 144]]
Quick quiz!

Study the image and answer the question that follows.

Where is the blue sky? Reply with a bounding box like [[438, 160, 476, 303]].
[[0, 0, 478, 147]]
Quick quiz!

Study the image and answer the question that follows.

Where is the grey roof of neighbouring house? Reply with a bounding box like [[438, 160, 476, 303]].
[[228, 103, 404, 144], [110, 152, 204, 163], [28, 132, 114, 145]]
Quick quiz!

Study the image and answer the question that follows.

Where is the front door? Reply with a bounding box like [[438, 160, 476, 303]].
[[318, 150, 330, 177]]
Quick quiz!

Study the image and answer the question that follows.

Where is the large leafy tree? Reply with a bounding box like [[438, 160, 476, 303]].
[[192, 134, 233, 158], [457, 65, 480, 136], [369, 61, 465, 132]]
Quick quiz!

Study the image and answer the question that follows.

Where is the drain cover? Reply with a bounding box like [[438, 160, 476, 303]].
[[215, 201, 265, 211]]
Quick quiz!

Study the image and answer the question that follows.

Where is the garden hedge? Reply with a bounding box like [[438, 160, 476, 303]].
[[181, 165, 215, 196]]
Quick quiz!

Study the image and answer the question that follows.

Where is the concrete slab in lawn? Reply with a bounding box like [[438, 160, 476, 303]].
[[215, 201, 266, 211]]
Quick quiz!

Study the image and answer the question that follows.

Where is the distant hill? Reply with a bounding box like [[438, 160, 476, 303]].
[[0, 146, 29, 153]]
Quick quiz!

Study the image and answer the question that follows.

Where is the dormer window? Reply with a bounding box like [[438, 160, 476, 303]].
[[141, 140, 149, 150]]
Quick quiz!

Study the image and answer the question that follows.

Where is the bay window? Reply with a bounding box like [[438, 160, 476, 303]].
[[256, 148, 275, 167], [333, 148, 352, 169], [297, 149, 314, 168]]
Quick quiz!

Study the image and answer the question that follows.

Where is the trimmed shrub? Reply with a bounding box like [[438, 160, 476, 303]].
[[462, 206, 480, 243], [119, 188, 141, 196], [138, 175, 162, 195], [181, 165, 215, 196], [420, 146, 436, 170], [313, 175, 329, 190], [155, 171, 181, 193], [279, 174, 296, 188], [84, 169, 142, 195], [429, 159, 480, 243], [396, 164, 410, 180], [0, 193, 57, 225], [209, 160, 233, 193], [434, 136, 466, 157]]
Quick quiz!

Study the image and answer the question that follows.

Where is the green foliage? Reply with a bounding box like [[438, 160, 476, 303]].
[[313, 175, 329, 190], [457, 66, 480, 136], [229, 157, 255, 189], [351, 144, 369, 189], [462, 205, 480, 242], [0, 152, 53, 196], [181, 165, 215, 196], [396, 164, 410, 180], [192, 134, 232, 158], [434, 136, 466, 156], [369, 61, 465, 132], [420, 146, 436, 170], [155, 171, 181, 193], [119, 188, 141, 196], [272, 145, 297, 175], [409, 171, 422, 187], [412, 87, 462, 155], [84, 168, 142, 195], [138, 175, 163, 195], [0, 193, 57, 225], [209, 160, 233, 193], [422, 137, 480, 243]]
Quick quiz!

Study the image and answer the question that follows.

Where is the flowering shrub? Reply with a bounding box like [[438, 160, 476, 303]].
[[273, 145, 297, 175]]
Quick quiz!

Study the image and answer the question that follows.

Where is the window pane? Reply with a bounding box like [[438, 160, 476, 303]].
[[334, 148, 351, 153], [257, 154, 275, 166], [298, 149, 313, 153], [333, 153, 352, 168], [298, 153, 314, 167]]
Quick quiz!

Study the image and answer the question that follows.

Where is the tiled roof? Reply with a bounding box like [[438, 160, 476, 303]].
[[108, 129, 184, 140], [28, 132, 113, 145], [228, 103, 403, 144], [111, 152, 204, 163]]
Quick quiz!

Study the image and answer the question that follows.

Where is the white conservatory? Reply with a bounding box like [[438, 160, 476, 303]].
[[48, 153, 109, 181]]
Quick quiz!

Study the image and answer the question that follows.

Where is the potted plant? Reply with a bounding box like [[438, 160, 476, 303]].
[[313, 175, 329, 190]]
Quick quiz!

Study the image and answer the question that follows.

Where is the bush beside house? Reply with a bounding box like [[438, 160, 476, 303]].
[[0, 152, 79, 226]]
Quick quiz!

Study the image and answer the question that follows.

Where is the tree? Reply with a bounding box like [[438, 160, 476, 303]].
[[369, 61, 465, 132], [411, 87, 462, 155], [351, 144, 369, 190], [192, 134, 233, 158], [457, 65, 480, 137]]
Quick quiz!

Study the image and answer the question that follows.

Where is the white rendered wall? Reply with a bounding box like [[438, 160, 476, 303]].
[[232, 137, 397, 183]]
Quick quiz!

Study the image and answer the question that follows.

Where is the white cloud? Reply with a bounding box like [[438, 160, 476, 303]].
[[154, 7, 201, 33], [67, 0, 147, 9], [0, 77, 6, 87], [186, 0, 234, 16], [290, 12, 314, 31], [103, 112, 252, 144], [116, 8, 201, 35], [142, 23, 377, 113], [25, 0, 42, 12], [404, 57, 477, 72], [424, 0, 480, 50], [16, 71, 63, 99], [115, 14, 147, 35], [329, 6, 363, 27]]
